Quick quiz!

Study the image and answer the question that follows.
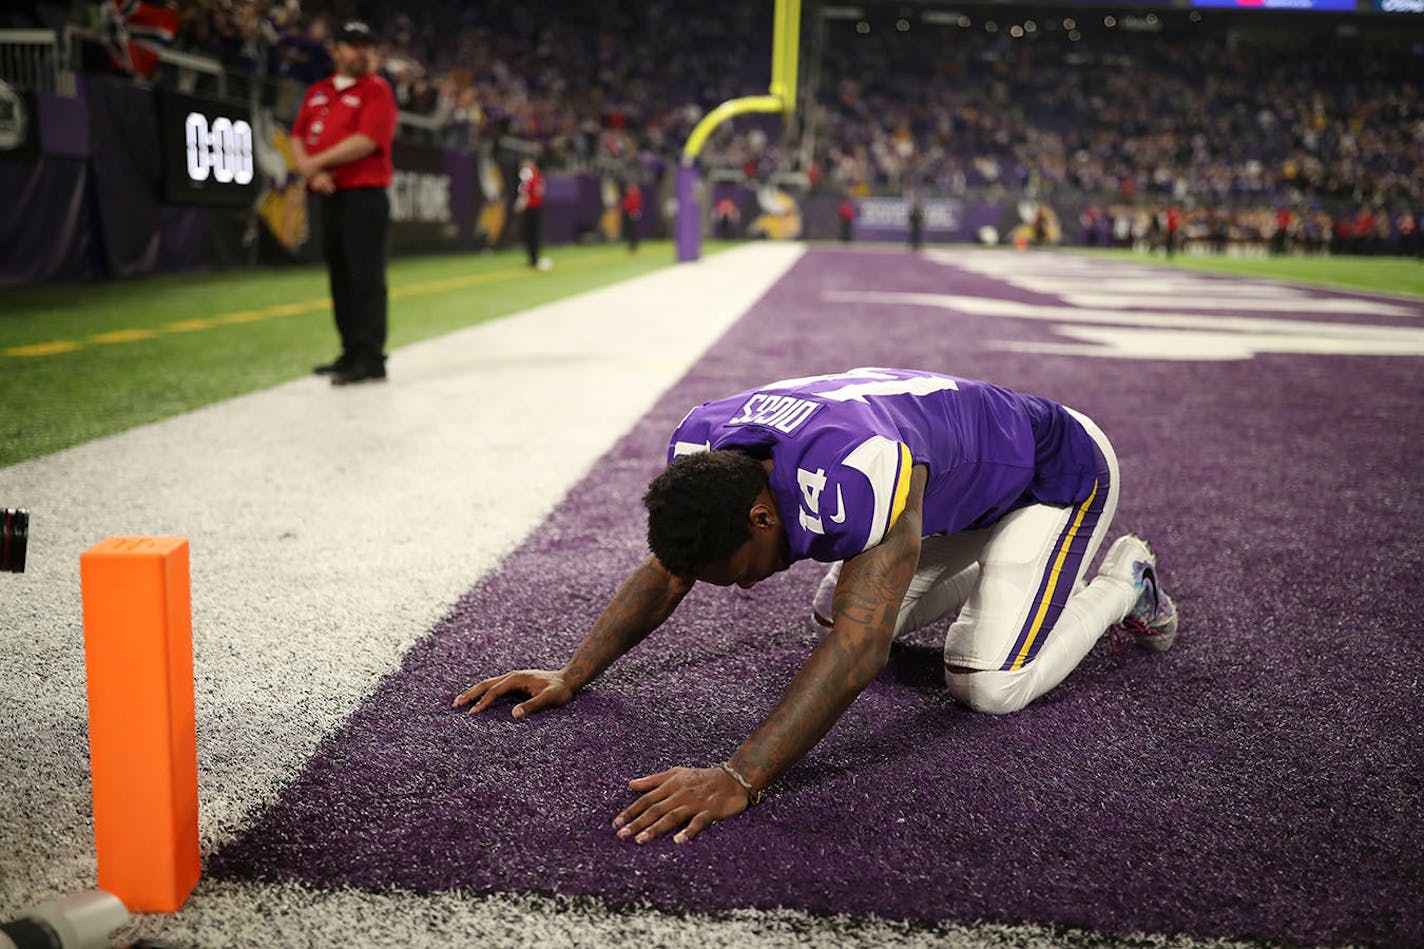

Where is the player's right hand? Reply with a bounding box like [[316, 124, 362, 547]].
[[451, 669, 574, 719]]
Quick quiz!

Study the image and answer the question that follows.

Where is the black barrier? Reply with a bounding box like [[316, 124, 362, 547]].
[[389, 140, 460, 253]]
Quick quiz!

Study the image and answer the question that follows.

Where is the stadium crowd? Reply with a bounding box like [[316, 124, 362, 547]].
[[809, 16, 1422, 251], [22, 0, 1422, 252]]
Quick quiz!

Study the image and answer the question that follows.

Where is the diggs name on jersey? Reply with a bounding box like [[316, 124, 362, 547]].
[[726, 394, 821, 434]]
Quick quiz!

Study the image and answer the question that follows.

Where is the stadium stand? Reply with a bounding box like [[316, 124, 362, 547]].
[[1, 0, 1421, 284]]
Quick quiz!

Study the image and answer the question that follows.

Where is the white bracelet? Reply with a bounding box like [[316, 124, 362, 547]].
[[719, 761, 764, 805]]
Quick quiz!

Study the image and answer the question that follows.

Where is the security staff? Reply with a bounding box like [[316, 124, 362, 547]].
[[621, 181, 642, 252], [515, 157, 548, 269], [291, 20, 398, 385]]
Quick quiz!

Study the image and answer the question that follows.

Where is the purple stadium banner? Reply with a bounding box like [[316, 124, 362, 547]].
[[854, 197, 962, 240]]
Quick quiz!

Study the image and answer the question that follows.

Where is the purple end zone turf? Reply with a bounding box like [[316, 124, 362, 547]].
[[212, 250, 1424, 945]]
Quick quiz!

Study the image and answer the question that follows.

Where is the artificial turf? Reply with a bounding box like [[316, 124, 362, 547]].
[[0, 242, 718, 468], [212, 247, 1424, 946], [2, 242, 1415, 468]]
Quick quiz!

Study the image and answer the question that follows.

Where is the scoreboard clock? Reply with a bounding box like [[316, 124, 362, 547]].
[[158, 91, 257, 207]]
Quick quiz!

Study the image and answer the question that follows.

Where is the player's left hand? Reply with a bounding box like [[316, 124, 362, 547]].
[[614, 766, 748, 844]]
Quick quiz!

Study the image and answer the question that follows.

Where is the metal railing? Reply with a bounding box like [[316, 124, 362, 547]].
[[66, 25, 227, 99], [0, 28, 75, 95]]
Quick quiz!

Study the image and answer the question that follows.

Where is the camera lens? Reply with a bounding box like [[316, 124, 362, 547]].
[[2, 509, 28, 574]]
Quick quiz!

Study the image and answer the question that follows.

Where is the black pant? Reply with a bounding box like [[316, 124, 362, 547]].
[[522, 206, 542, 266], [321, 187, 390, 369], [622, 211, 640, 251]]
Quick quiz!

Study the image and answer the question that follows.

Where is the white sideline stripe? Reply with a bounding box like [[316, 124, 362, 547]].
[[110, 878, 1269, 949], [0, 244, 805, 922]]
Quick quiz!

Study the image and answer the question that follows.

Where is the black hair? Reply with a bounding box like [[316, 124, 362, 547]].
[[643, 450, 768, 577]]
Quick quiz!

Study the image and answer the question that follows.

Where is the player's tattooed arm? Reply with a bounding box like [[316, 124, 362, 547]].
[[453, 555, 691, 717], [560, 555, 693, 690], [729, 464, 927, 795]]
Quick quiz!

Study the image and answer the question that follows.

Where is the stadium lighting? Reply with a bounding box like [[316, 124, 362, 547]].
[[1063, 17, 1076, 28], [1025, 20, 1038, 31], [856, 19, 871, 33], [1010, 24, 1025, 36], [985, 20, 998, 31], [1105, 15, 1118, 26], [896, 18, 910, 30], [1069, 28, 1082, 39]]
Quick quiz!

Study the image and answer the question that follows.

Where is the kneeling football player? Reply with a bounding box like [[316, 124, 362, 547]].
[[455, 368, 1178, 844]]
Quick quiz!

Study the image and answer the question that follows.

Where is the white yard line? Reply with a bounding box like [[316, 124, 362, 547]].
[[0, 243, 804, 916], [115, 878, 1263, 949]]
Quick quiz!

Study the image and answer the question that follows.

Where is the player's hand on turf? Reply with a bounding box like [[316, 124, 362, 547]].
[[452, 669, 574, 719], [613, 766, 748, 845]]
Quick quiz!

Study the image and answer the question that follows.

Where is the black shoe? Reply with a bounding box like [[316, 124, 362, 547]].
[[330, 363, 387, 386], [314, 356, 352, 375]]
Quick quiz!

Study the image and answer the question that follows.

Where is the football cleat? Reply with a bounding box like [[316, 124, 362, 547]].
[[811, 561, 842, 628], [1099, 533, 1178, 651]]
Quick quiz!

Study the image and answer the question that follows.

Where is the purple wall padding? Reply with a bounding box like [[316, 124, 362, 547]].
[[442, 149, 479, 246], [85, 76, 164, 277], [0, 158, 99, 286], [38, 91, 90, 158]]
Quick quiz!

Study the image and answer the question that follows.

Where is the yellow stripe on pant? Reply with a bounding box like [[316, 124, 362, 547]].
[[1006, 479, 1100, 671]]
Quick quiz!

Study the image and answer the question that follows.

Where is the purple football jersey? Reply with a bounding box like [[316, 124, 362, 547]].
[[667, 368, 1102, 564]]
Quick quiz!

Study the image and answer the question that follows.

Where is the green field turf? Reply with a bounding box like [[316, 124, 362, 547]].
[[1070, 248, 1424, 297], [4, 241, 1416, 469], [0, 242, 718, 468]]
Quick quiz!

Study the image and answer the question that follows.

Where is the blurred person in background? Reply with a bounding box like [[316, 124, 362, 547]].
[[515, 156, 549, 269], [714, 195, 740, 241], [271, 12, 332, 85], [621, 180, 643, 253], [1399, 209, 1419, 259], [291, 19, 398, 385], [1271, 207, 1291, 256], [1166, 206, 1182, 259]]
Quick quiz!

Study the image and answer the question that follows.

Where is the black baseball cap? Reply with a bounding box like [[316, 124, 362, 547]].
[[335, 20, 376, 44]]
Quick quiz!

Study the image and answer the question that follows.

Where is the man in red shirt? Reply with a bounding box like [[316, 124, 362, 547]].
[[621, 181, 643, 253], [714, 196, 740, 241], [838, 198, 856, 243], [291, 20, 398, 385], [514, 157, 548, 269]]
